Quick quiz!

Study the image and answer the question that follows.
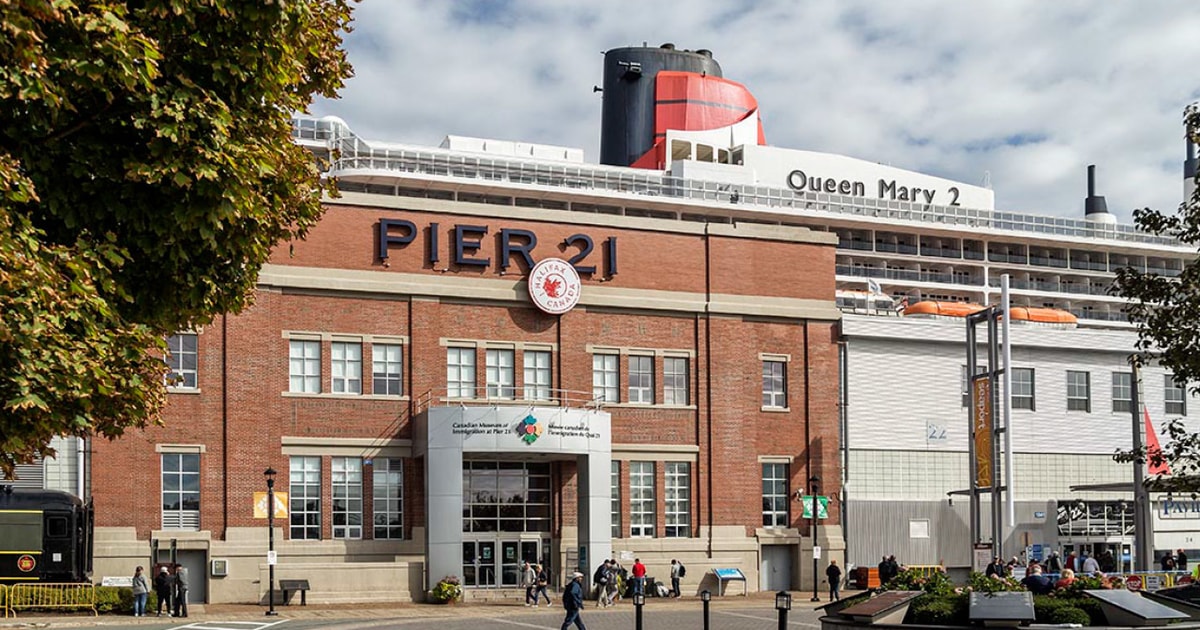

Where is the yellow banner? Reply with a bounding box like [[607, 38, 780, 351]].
[[253, 492, 289, 519], [973, 378, 993, 488]]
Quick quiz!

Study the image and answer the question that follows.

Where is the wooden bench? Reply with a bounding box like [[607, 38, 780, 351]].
[[278, 579, 310, 606]]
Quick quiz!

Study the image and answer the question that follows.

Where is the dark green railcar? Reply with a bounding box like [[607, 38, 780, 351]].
[[0, 488, 93, 583]]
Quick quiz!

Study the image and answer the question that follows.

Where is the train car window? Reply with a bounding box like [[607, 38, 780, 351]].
[[47, 516, 69, 538]]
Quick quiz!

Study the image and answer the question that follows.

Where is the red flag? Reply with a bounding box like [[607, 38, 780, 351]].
[[1145, 407, 1171, 475]]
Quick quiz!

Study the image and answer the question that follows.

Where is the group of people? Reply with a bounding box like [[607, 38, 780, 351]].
[[1160, 549, 1190, 571], [521, 562, 552, 607], [877, 554, 901, 585], [129, 564, 189, 617]]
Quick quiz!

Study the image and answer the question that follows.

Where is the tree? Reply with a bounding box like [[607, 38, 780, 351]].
[[1113, 103, 1200, 487], [0, 0, 354, 476]]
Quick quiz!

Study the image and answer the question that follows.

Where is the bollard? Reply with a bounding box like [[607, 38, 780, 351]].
[[633, 591, 645, 630], [701, 589, 711, 630], [776, 590, 792, 630]]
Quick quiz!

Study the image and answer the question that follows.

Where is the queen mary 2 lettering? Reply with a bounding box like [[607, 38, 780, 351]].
[[787, 169, 962, 206]]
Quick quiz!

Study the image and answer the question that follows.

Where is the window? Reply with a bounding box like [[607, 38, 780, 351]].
[[372, 458, 404, 539], [665, 462, 690, 538], [628, 356, 654, 404], [289, 456, 321, 539], [372, 344, 403, 396], [593, 354, 618, 402], [289, 340, 320, 393], [1166, 375, 1187, 416], [331, 342, 362, 394], [1012, 368, 1035, 410], [485, 349, 515, 399], [762, 360, 787, 408], [762, 463, 789, 527], [523, 350, 552, 401], [462, 461, 551, 533], [629, 461, 655, 537], [161, 453, 200, 530], [1112, 372, 1132, 413], [664, 357, 689, 405], [610, 461, 621, 539], [447, 347, 476, 398], [166, 333, 198, 389], [331, 457, 362, 539], [1067, 371, 1091, 412]]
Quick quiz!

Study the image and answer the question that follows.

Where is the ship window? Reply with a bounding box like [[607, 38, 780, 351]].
[[47, 516, 69, 538]]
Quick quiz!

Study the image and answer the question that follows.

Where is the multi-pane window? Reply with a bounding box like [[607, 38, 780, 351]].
[[1166, 375, 1187, 416], [665, 462, 691, 538], [447, 347, 477, 398], [1012, 368, 1035, 411], [331, 457, 362, 539], [485, 349, 515, 399], [372, 344, 403, 396], [1067, 371, 1091, 412], [462, 462, 551, 533], [289, 340, 321, 393], [628, 356, 654, 404], [593, 354, 618, 403], [523, 350, 552, 401], [762, 463, 789, 528], [611, 461, 621, 539], [289, 456, 321, 540], [331, 342, 362, 394], [1113, 372, 1133, 413], [373, 458, 404, 539], [630, 461, 655, 537], [762, 360, 787, 408], [161, 453, 200, 530], [664, 357, 689, 405], [166, 333, 198, 389]]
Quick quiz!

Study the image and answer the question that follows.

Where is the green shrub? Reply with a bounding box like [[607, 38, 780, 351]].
[[93, 586, 129, 614], [886, 568, 957, 596], [1049, 606, 1092, 625], [967, 571, 1025, 593], [1035, 595, 1104, 626], [908, 594, 969, 625], [429, 575, 462, 603]]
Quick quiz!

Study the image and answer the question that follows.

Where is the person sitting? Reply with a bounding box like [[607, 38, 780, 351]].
[[1054, 568, 1076, 590], [1021, 566, 1054, 595]]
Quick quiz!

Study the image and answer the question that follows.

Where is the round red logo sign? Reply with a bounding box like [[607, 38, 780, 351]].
[[527, 258, 581, 315], [1125, 575, 1142, 591], [16, 555, 36, 572]]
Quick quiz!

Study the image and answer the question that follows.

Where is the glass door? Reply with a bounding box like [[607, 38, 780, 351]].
[[501, 541, 520, 587]]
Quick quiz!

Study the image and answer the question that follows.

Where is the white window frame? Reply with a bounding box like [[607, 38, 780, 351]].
[[331, 342, 362, 394], [763, 360, 787, 409], [523, 350, 552, 401], [665, 462, 690, 538], [629, 461, 655, 538], [289, 340, 321, 393], [372, 343, 403, 396], [610, 460, 621, 539], [1113, 371, 1132, 413], [1012, 367, 1035, 411], [166, 333, 198, 389], [373, 458, 404, 539], [593, 354, 618, 403], [447, 347, 477, 399], [161, 453, 200, 531], [1067, 370, 1091, 412], [664, 357, 689, 405], [762, 462, 789, 528], [628, 355, 654, 404], [331, 457, 362, 539], [1166, 374, 1187, 416], [485, 349, 515, 399], [289, 456, 321, 540]]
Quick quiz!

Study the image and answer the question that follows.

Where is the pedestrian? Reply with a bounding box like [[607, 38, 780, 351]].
[[669, 559, 683, 598], [592, 560, 611, 606], [1065, 551, 1077, 572], [172, 564, 189, 618], [1046, 551, 1063, 574], [560, 571, 587, 630], [523, 561, 538, 606], [878, 555, 891, 586], [1080, 552, 1100, 575], [1054, 568, 1077, 590], [986, 556, 1004, 579], [535, 564, 552, 606], [1179, 549, 1189, 571], [631, 558, 647, 596], [886, 555, 900, 581], [1020, 565, 1054, 595], [826, 560, 842, 601], [154, 566, 173, 616], [131, 566, 149, 616], [1161, 552, 1177, 572]]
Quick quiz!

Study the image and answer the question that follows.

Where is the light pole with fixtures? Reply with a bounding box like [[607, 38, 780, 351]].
[[265, 467, 278, 617], [810, 475, 821, 602]]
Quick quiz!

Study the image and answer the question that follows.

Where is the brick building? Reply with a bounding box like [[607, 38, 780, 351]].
[[90, 181, 845, 603]]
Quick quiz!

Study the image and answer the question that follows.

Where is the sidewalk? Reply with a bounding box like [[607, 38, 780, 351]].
[[0, 589, 861, 627]]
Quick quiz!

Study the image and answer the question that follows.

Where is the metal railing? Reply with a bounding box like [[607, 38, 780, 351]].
[[6, 583, 96, 617], [414, 387, 604, 415]]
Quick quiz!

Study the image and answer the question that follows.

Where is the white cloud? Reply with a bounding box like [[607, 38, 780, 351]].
[[311, 0, 1200, 222]]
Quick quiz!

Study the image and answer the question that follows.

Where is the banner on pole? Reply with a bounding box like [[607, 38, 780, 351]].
[[973, 378, 993, 488]]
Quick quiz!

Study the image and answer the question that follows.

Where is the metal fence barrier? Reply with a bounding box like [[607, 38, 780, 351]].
[[7, 583, 96, 617], [906, 565, 947, 579], [1, 584, 7, 618]]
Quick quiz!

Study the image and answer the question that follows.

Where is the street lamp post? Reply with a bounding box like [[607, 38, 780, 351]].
[[810, 476, 821, 602], [265, 467, 278, 617], [701, 589, 711, 630], [633, 591, 645, 630]]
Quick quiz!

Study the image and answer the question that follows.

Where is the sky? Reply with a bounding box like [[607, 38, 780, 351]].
[[310, 1, 1200, 223]]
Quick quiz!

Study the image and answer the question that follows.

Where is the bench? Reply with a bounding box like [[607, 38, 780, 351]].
[[278, 579, 310, 606]]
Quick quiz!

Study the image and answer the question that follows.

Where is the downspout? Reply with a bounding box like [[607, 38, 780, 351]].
[[839, 337, 849, 563], [704, 224, 714, 558], [76, 437, 85, 499], [222, 313, 229, 536]]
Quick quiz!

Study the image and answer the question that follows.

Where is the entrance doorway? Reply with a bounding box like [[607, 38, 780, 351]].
[[760, 545, 793, 592], [463, 537, 551, 588], [460, 460, 553, 588]]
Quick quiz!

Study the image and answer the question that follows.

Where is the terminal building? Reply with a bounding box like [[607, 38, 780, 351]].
[[74, 45, 1199, 602]]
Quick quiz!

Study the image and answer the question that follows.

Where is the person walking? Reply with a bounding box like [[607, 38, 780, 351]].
[[592, 560, 611, 606], [522, 561, 538, 607], [131, 566, 149, 616], [1046, 551, 1063, 574], [826, 560, 843, 601], [154, 566, 173, 617], [1179, 549, 1189, 572], [1161, 552, 1177, 572], [560, 571, 587, 630], [631, 558, 647, 596], [669, 559, 683, 598], [535, 564, 552, 606], [172, 564, 189, 618]]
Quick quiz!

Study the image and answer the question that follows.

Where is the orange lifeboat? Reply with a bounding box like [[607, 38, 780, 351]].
[[1009, 307, 1078, 325], [902, 301, 987, 317]]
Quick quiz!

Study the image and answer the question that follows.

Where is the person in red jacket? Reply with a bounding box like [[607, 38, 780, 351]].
[[631, 558, 647, 596]]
